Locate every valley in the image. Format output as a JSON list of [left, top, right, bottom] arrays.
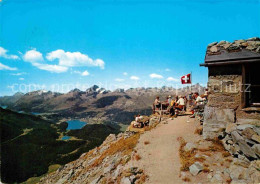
[[0, 84, 204, 183]]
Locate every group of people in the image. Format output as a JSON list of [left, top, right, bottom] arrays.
[[153, 95, 186, 116], [132, 114, 150, 128], [131, 90, 209, 129], [153, 90, 208, 117]]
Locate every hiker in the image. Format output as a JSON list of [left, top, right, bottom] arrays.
[[190, 92, 205, 118]]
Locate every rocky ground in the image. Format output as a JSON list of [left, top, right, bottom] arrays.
[[39, 114, 260, 184]]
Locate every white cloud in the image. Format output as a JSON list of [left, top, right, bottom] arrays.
[[167, 77, 178, 82], [73, 70, 90, 76], [19, 78, 25, 81], [130, 76, 139, 80], [0, 62, 17, 70], [11, 72, 27, 76], [115, 78, 125, 82], [165, 68, 171, 72], [0, 47, 19, 60], [46, 49, 105, 69], [32, 63, 68, 73], [81, 70, 89, 76], [149, 73, 163, 79], [123, 72, 128, 76], [23, 49, 43, 63]]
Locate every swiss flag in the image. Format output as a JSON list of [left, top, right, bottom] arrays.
[[181, 73, 191, 84]]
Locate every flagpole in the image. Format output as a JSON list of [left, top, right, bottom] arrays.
[[190, 71, 192, 92]]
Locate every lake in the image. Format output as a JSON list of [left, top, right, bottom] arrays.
[[66, 120, 87, 130], [31, 112, 41, 115], [0, 105, 7, 109], [61, 136, 71, 140]]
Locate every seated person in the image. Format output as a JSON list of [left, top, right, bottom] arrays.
[[202, 88, 209, 100], [190, 92, 205, 118], [131, 120, 140, 128], [168, 96, 177, 116], [135, 114, 144, 128], [168, 95, 172, 104], [175, 96, 185, 111]]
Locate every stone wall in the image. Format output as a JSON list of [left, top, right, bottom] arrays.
[[203, 106, 235, 139], [203, 64, 260, 137], [207, 75, 242, 110], [203, 73, 242, 139]]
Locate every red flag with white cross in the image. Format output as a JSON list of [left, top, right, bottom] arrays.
[[181, 73, 191, 84]]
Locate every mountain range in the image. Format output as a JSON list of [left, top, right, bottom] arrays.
[[0, 84, 205, 124]]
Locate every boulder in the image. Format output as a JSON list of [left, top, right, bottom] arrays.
[[149, 117, 158, 127], [223, 43, 232, 49], [252, 144, 260, 157], [121, 177, 131, 184], [242, 128, 256, 139], [227, 44, 240, 51], [229, 163, 247, 181], [231, 131, 243, 143], [217, 40, 227, 46], [184, 143, 196, 152], [241, 42, 249, 47], [238, 140, 257, 159], [235, 157, 250, 168], [207, 173, 213, 179], [237, 124, 254, 131], [245, 161, 260, 183], [189, 162, 203, 176], [252, 134, 260, 143], [208, 42, 218, 47], [210, 46, 218, 53], [235, 39, 245, 45], [210, 172, 223, 183], [256, 46, 260, 53], [253, 127, 260, 135]]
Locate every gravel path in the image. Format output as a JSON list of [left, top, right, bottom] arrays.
[[132, 116, 200, 184]]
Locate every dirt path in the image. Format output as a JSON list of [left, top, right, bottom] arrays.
[[132, 116, 200, 184]]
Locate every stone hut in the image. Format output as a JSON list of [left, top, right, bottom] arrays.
[[200, 37, 260, 139]]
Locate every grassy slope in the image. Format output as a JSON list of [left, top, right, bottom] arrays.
[[0, 108, 121, 183]]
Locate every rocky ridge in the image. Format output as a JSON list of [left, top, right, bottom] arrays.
[[38, 115, 161, 184]]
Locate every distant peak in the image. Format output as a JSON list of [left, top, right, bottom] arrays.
[[13, 92, 24, 96], [69, 88, 81, 93], [86, 85, 99, 92]]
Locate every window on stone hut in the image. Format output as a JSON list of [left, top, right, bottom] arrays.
[[244, 62, 260, 107]]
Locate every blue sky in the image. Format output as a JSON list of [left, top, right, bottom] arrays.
[[0, 0, 259, 95]]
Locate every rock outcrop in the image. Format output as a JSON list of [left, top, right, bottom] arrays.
[[220, 119, 260, 183], [39, 132, 147, 184]]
